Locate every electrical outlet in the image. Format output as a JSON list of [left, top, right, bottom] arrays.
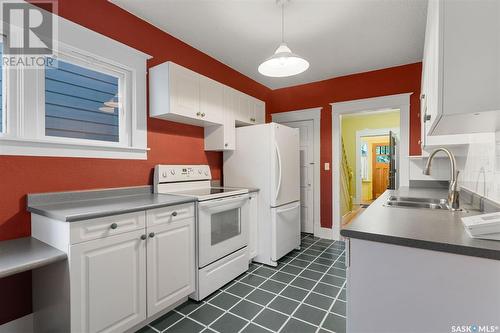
[[324, 163, 330, 171]]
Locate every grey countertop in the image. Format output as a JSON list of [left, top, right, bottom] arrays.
[[341, 187, 500, 260], [27, 186, 196, 222], [0, 237, 67, 278]]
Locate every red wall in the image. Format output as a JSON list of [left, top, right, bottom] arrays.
[[0, 0, 271, 325], [0, 1, 422, 325], [267, 63, 423, 229]]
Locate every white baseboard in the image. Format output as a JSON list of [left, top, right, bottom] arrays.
[[0, 314, 33, 333], [315, 227, 334, 240]]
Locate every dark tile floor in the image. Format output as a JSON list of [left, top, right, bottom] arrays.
[[138, 234, 347, 333]]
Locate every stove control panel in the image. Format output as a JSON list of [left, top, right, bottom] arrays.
[[154, 165, 211, 183]]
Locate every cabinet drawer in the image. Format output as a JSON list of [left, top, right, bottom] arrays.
[[70, 211, 146, 244], [146, 203, 195, 227]]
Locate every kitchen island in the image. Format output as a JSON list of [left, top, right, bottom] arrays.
[[341, 187, 500, 333]]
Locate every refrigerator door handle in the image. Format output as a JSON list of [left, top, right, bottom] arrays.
[[276, 202, 300, 214], [275, 141, 282, 201]]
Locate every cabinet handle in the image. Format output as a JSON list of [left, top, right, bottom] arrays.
[[196, 112, 201, 117], [201, 113, 206, 117], [224, 143, 228, 147], [149, 232, 155, 238], [140, 234, 147, 240], [171, 211, 178, 217], [110, 223, 118, 230], [420, 93, 426, 100], [424, 114, 431, 122]]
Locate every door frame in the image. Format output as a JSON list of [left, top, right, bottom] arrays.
[[355, 127, 399, 204], [331, 93, 411, 240], [272, 108, 331, 239]]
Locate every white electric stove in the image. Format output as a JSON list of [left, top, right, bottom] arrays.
[[154, 165, 250, 300]]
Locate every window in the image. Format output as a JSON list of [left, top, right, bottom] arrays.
[[0, 2, 150, 159], [375, 145, 391, 164], [360, 143, 369, 180], [45, 58, 121, 143]]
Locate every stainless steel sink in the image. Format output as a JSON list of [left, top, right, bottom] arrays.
[[384, 196, 449, 210]]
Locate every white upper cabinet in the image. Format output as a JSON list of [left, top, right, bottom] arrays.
[[422, 0, 500, 136], [200, 76, 225, 124], [149, 61, 265, 150]]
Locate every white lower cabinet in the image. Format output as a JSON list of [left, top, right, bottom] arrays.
[[146, 218, 195, 316], [31, 202, 196, 333], [70, 229, 147, 333], [248, 192, 259, 260]]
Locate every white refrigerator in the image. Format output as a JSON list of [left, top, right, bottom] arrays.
[[223, 123, 300, 266]]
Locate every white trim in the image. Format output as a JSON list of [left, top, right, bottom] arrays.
[[0, 313, 33, 333], [0, 1, 151, 159], [272, 108, 322, 238], [355, 127, 399, 204], [331, 93, 412, 240]]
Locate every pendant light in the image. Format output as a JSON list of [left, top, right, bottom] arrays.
[[258, 0, 309, 77]]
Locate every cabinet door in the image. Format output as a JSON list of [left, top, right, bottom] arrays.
[[200, 77, 224, 124], [248, 193, 259, 260], [70, 230, 147, 333], [421, 0, 442, 136], [147, 217, 195, 317], [236, 93, 253, 126], [254, 100, 265, 124], [170, 63, 200, 119]]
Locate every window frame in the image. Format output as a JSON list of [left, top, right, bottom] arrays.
[[0, 2, 150, 159]]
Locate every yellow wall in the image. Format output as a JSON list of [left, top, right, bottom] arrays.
[[341, 111, 400, 200]]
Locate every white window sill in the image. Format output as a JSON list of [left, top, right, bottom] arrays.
[[0, 137, 149, 160]]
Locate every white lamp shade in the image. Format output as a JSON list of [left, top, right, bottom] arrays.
[[258, 43, 309, 77]]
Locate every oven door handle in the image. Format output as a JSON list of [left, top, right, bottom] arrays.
[[198, 194, 249, 209]]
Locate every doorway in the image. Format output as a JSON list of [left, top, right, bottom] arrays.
[[272, 108, 331, 239], [280, 119, 314, 234], [331, 93, 411, 240]]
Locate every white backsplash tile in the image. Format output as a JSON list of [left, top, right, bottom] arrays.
[[409, 132, 500, 203]]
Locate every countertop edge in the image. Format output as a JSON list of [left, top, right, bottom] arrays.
[[340, 229, 500, 261], [27, 197, 197, 222], [0, 237, 67, 279]]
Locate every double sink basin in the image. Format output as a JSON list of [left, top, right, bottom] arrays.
[[384, 196, 450, 210]]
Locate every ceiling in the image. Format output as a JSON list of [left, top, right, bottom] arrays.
[[110, 0, 428, 90]]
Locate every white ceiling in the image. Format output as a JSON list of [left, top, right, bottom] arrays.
[[110, 0, 428, 89]]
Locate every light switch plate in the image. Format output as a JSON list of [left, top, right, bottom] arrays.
[[324, 163, 330, 171]]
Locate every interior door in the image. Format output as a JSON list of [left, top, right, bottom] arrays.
[[271, 123, 300, 207], [372, 143, 390, 199], [388, 131, 397, 190], [278, 120, 314, 233]]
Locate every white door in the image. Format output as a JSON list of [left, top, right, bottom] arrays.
[[200, 77, 224, 124], [70, 230, 147, 333], [271, 201, 301, 261], [147, 217, 195, 317], [279, 120, 314, 233], [270, 123, 300, 207], [170, 63, 200, 119]]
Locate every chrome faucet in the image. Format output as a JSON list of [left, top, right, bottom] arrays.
[[423, 148, 460, 210]]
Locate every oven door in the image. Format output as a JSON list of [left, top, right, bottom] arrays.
[[198, 194, 249, 268]]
